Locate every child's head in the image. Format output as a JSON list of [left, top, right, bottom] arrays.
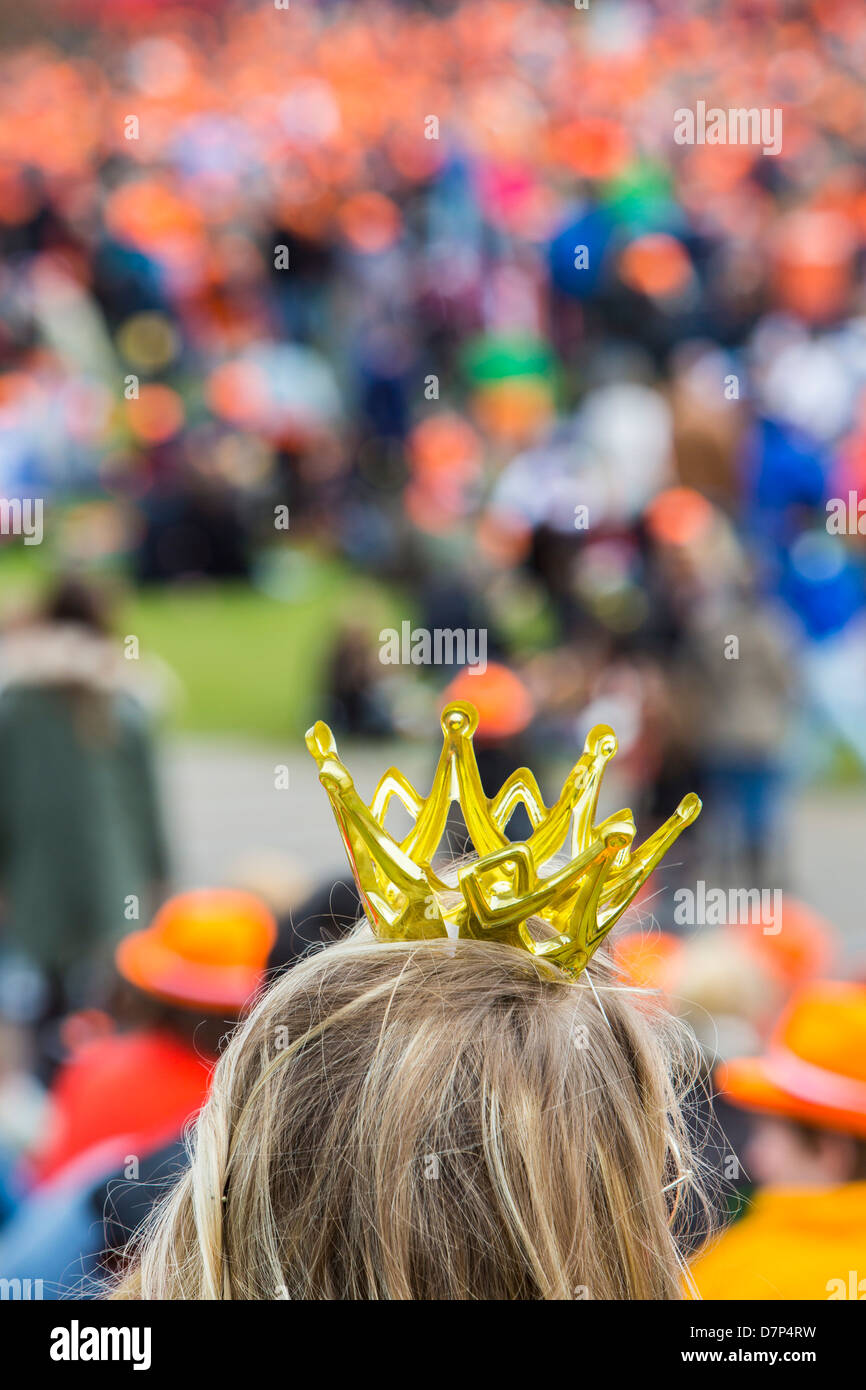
[[715, 979, 866, 1190], [112, 889, 277, 1049], [115, 928, 707, 1300], [746, 1114, 866, 1189]]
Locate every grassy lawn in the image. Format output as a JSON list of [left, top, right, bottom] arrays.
[[0, 541, 403, 739]]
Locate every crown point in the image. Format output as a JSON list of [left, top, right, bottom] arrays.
[[677, 792, 702, 824], [306, 720, 338, 762], [585, 724, 618, 760], [441, 700, 479, 738]]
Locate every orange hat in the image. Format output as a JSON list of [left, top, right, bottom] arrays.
[[116, 890, 277, 1015], [772, 209, 855, 323], [733, 897, 838, 989], [442, 662, 535, 741], [337, 192, 402, 254], [644, 486, 715, 548], [619, 234, 693, 300], [718, 981, 866, 1139], [613, 930, 683, 994]]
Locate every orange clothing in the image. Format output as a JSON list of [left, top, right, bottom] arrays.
[[691, 1182, 866, 1300], [30, 1029, 212, 1185]]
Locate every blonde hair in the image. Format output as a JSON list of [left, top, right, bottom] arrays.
[[112, 926, 709, 1300]]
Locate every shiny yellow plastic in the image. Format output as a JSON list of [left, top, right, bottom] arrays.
[[305, 700, 701, 977]]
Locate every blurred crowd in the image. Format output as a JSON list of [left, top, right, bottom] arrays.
[[0, 0, 864, 1299], [1, 1, 865, 780]]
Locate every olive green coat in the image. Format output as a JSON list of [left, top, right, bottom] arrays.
[[0, 671, 168, 972]]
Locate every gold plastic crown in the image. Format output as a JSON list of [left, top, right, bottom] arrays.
[[306, 701, 700, 978]]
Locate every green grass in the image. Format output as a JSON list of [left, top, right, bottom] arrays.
[[0, 541, 403, 739]]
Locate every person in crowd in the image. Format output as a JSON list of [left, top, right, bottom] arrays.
[[691, 980, 866, 1299], [324, 623, 395, 738], [616, 903, 841, 1241], [0, 577, 169, 1072], [645, 489, 796, 883], [110, 698, 710, 1299], [0, 889, 275, 1294], [111, 930, 709, 1300]]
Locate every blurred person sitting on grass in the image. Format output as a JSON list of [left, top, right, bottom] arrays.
[[0, 890, 275, 1295], [0, 577, 169, 1073], [691, 980, 866, 1299]]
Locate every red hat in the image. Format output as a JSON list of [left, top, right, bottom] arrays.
[[718, 981, 866, 1139], [116, 890, 277, 1014]]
